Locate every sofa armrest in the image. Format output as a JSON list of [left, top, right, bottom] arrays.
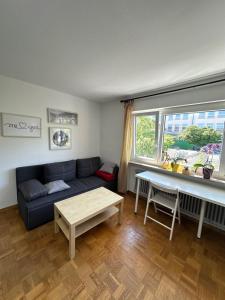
[[113, 165, 119, 177]]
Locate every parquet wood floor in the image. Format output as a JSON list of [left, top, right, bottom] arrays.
[[1, 194, 225, 299]]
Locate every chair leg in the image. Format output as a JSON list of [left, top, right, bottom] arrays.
[[144, 185, 152, 225], [177, 202, 181, 224], [169, 207, 177, 240], [144, 199, 150, 225]]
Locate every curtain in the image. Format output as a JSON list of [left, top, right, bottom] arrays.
[[118, 100, 134, 193]]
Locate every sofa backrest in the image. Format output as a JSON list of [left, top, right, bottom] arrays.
[[44, 160, 76, 183], [16, 157, 103, 189], [16, 164, 45, 187], [16, 159, 76, 189], [76, 156, 101, 178]]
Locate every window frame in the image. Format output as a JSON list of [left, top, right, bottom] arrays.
[[132, 111, 160, 164], [132, 102, 225, 179]]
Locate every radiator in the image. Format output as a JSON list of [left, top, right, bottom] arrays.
[[134, 170, 225, 231]]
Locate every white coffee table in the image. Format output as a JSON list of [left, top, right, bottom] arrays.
[[54, 187, 124, 259]]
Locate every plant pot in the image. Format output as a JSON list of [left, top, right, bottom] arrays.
[[203, 167, 213, 180], [182, 167, 191, 176], [172, 163, 180, 173], [162, 161, 169, 170]]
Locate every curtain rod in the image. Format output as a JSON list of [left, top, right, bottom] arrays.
[[120, 77, 225, 103]]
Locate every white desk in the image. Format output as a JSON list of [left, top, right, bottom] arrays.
[[135, 171, 225, 238]]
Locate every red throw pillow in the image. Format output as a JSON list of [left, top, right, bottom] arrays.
[[96, 170, 115, 182]]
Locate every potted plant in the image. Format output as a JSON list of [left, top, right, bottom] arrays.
[[193, 162, 214, 179], [161, 151, 171, 170], [171, 157, 187, 173], [193, 143, 219, 179]]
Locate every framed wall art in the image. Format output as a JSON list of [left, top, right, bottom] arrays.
[[49, 127, 72, 150], [1, 113, 41, 137], [47, 108, 78, 125]]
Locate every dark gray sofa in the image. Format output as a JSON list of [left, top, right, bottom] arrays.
[[16, 157, 118, 230]]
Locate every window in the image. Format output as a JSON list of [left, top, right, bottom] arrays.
[[218, 110, 225, 118], [198, 112, 205, 119], [216, 123, 224, 131], [133, 106, 225, 178], [182, 124, 188, 130], [208, 111, 215, 118], [163, 110, 224, 173], [207, 123, 214, 129], [134, 113, 159, 161], [182, 113, 189, 120]]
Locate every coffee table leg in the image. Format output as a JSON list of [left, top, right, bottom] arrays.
[[69, 225, 76, 259], [118, 199, 124, 225], [54, 206, 60, 234]]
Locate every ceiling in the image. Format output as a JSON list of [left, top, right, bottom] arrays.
[[0, 0, 225, 102]]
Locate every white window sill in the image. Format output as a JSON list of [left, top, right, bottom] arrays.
[[129, 160, 225, 189]]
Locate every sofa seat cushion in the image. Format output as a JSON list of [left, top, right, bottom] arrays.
[[79, 176, 107, 190], [44, 160, 76, 183], [76, 157, 101, 178], [66, 179, 88, 193], [25, 179, 87, 211]]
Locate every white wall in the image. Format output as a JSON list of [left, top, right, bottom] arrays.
[[100, 83, 225, 190], [0, 75, 101, 208], [100, 101, 124, 165]]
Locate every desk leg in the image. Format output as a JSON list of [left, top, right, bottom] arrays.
[[197, 200, 206, 239], [69, 225, 76, 259], [135, 178, 140, 214]]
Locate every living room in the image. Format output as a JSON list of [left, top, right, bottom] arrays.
[[1, 1, 225, 299]]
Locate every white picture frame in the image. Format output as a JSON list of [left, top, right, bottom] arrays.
[[1, 113, 41, 138], [47, 108, 78, 125], [49, 127, 72, 150]]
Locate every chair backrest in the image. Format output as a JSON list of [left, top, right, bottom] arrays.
[[150, 181, 179, 197]]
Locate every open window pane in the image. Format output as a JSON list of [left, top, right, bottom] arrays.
[[163, 110, 225, 172], [135, 114, 158, 160]]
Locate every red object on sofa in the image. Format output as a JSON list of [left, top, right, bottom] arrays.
[[96, 170, 115, 182]]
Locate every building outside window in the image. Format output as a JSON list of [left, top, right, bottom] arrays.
[[182, 113, 189, 120], [198, 112, 205, 119], [208, 111, 215, 118], [182, 124, 188, 130], [216, 123, 224, 131], [218, 110, 225, 118], [207, 123, 214, 129]]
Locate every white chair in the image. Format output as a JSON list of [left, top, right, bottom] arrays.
[[144, 181, 180, 240]]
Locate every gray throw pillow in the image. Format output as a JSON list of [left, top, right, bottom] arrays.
[[18, 179, 48, 202], [99, 161, 116, 174], [45, 180, 70, 195]]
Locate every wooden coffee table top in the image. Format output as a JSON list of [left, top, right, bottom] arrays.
[[54, 187, 123, 226]]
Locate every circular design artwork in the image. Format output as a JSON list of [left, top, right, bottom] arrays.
[[52, 130, 69, 147]]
